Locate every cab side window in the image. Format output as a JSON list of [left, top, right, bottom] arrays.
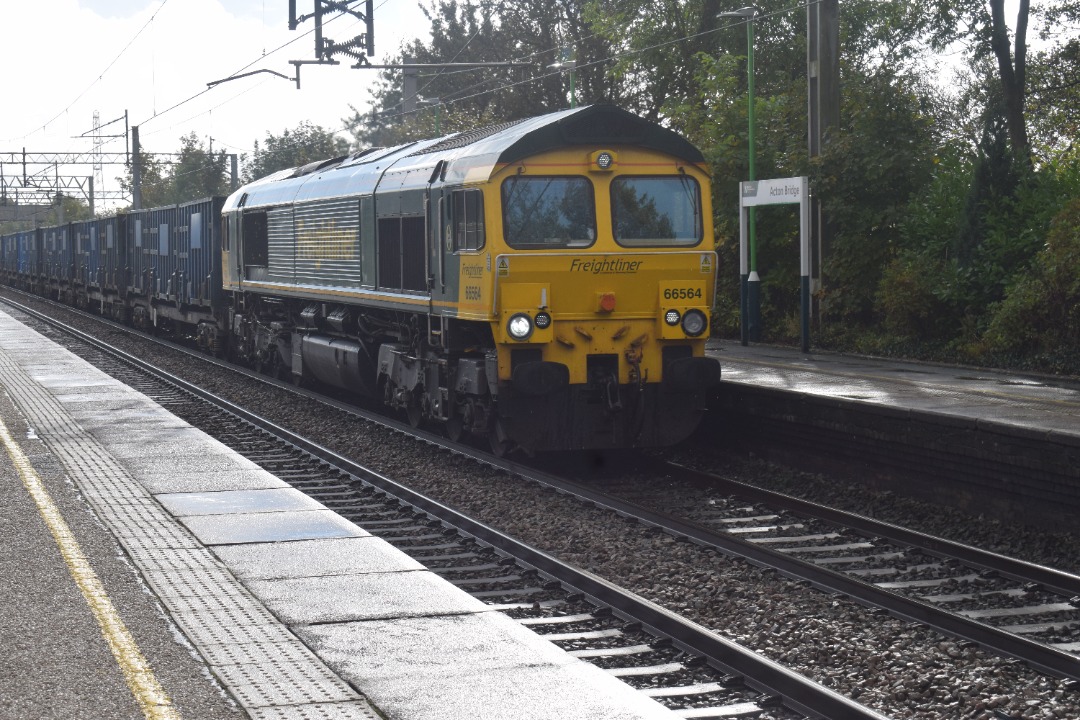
[[451, 189, 485, 252]]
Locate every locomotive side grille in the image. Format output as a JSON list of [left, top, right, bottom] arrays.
[[266, 207, 295, 284], [293, 199, 363, 288]]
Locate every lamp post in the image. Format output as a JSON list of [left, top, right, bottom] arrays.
[[548, 47, 577, 109], [719, 6, 760, 342]]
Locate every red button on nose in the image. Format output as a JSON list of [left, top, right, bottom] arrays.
[[599, 293, 616, 313]]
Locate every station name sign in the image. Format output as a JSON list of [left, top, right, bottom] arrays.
[[740, 177, 806, 207]]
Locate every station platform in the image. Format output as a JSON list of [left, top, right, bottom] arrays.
[[0, 308, 678, 720], [705, 340, 1080, 530], [710, 340, 1080, 437]]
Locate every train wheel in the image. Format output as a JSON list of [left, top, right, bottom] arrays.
[[406, 396, 423, 428], [445, 417, 463, 443], [488, 419, 509, 457]]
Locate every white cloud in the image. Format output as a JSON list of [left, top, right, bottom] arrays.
[[1, 0, 429, 200]]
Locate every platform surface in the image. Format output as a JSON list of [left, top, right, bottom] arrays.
[[710, 340, 1080, 437], [0, 307, 677, 720]]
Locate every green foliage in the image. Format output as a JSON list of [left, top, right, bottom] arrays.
[[243, 121, 350, 183], [814, 70, 942, 327], [117, 133, 230, 209], [344, 0, 619, 146], [117, 149, 170, 209], [878, 251, 963, 341], [981, 193, 1080, 372], [875, 142, 972, 343], [1026, 38, 1080, 159], [170, 133, 232, 203]]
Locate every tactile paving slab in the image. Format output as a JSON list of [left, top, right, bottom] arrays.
[[0, 312, 381, 719]]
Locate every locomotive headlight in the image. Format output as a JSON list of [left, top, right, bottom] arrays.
[[534, 311, 552, 329], [681, 309, 708, 337], [507, 313, 533, 340], [664, 309, 681, 326]]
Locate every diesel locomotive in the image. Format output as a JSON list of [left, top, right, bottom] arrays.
[[1, 104, 721, 454]]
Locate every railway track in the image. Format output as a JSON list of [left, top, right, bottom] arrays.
[[554, 458, 1080, 683], [1, 295, 891, 720]]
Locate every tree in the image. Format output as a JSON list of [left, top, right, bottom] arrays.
[[987, 0, 1032, 169], [924, 0, 1080, 168], [116, 133, 229, 208], [343, 0, 619, 146], [169, 133, 231, 202], [244, 121, 351, 183], [1026, 38, 1080, 158], [117, 148, 170, 209]]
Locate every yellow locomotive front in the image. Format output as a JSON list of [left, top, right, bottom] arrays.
[[219, 104, 718, 456], [479, 140, 720, 453]]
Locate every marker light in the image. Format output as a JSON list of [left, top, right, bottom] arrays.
[[681, 309, 708, 337], [534, 311, 552, 329], [664, 309, 681, 326], [590, 150, 617, 172], [507, 313, 533, 340]]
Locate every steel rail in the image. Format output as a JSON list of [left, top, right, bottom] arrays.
[[664, 459, 1080, 598], [507, 452, 1080, 682]]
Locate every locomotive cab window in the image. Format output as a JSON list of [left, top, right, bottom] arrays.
[[611, 176, 702, 247], [451, 189, 485, 252], [502, 176, 596, 248]]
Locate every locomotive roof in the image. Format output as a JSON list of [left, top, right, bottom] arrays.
[[224, 105, 706, 211]]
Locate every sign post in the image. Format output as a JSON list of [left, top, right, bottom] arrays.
[[739, 176, 811, 353]]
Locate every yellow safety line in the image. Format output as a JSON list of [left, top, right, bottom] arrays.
[[0, 417, 181, 720]]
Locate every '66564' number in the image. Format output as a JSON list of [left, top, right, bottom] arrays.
[[663, 287, 702, 300]]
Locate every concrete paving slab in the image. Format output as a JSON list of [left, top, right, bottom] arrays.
[[30, 372, 116, 389], [138, 468, 290, 494], [86, 425, 214, 453], [179, 509, 366, 545], [71, 411, 194, 432], [246, 570, 487, 624], [51, 389, 141, 406], [130, 452, 263, 477], [301, 618, 677, 720], [210, 537, 435, 581], [298, 611, 580, 676], [158, 488, 326, 516]]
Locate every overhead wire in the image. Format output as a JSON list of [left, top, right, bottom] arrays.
[[19, 0, 171, 141], [365, 5, 789, 126], [139, 0, 368, 128]]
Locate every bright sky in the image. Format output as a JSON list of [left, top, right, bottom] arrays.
[[1, 0, 429, 194]]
